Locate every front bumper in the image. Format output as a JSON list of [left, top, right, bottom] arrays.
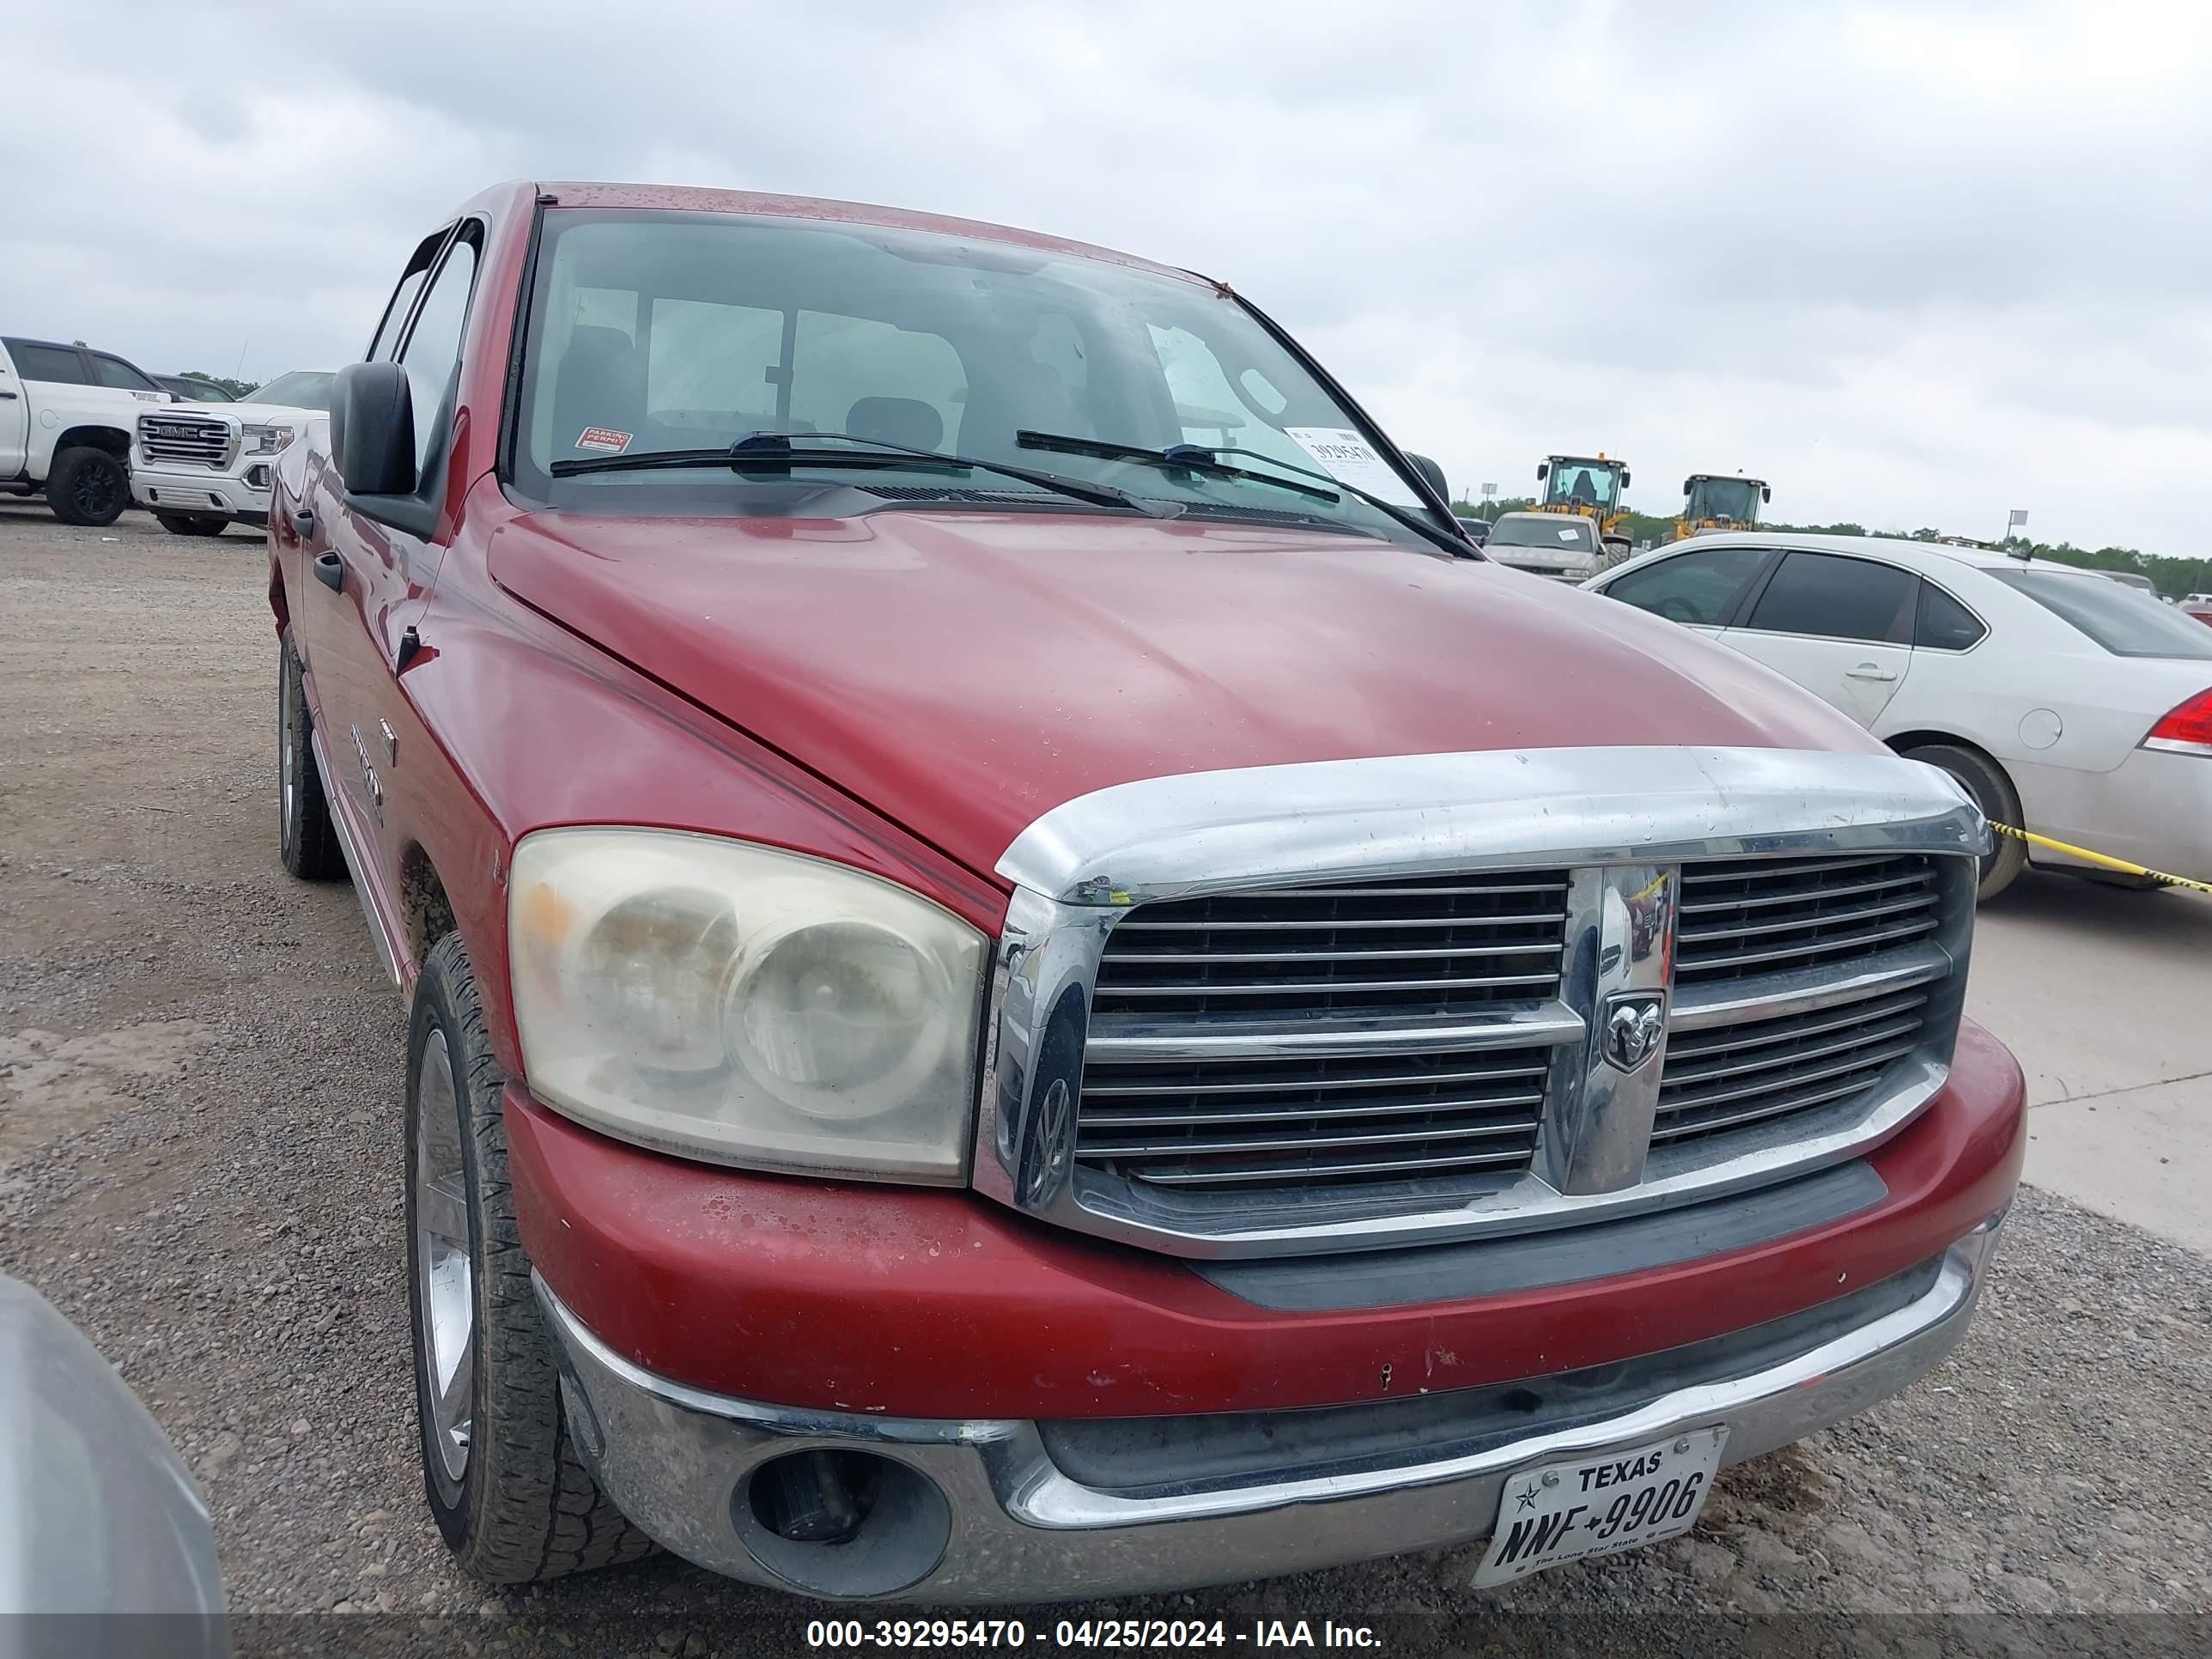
[[131, 461, 272, 522], [538, 1218, 2004, 1601]]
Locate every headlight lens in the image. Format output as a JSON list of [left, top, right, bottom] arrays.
[[509, 830, 988, 1182], [244, 423, 296, 454]]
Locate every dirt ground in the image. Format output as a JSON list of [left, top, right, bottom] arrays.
[[2, 505, 2206, 1656]]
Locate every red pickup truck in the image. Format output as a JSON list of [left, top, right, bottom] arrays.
[[270, 180, 2025, 1601]]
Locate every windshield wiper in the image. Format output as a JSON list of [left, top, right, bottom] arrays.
[[1015, 430, 1338, 504], [1015, 430, 1469, 558], [551, 430, 1151, 514]]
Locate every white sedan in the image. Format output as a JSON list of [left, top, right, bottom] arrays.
[[1585, 532, 2212, 897]]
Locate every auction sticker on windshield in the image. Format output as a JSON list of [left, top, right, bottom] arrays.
[[1472, 1426, 1727, 1587], [1284, 428, 1422, 506]]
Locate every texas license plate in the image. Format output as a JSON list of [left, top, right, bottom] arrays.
[[1472, 1425, 1728, 1587]]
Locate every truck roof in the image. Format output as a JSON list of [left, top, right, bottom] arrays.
[[527, 180, 1208, 287]]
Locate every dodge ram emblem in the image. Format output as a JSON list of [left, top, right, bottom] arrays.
[[1602, 994, 1666, 1073]]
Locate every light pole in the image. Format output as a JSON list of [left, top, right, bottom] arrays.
[[1480, 482, 1497, 520]]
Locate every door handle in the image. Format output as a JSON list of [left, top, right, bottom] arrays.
[[313, 552, 344, 592], [0, 389, 18, 400], [292, 507, 316, 538], [1844, 663, 1898, 682]]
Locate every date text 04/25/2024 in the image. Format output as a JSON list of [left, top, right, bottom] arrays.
[[804, 1619, 1382, 1649]]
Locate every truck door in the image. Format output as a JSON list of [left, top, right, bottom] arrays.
[[298, 224, 477, 872], [1719, 550, 1915, 728], [0, 344, 26, 478]]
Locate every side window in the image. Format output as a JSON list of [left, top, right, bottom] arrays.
[[1604, 546, 1772, 625], [367, 228, 452, 363], [1747, 552, 1916, 643], [90, 355, 159, 392], [395, 234, 480, 471], [1915, 581, 1987, 651], [9, 343, 90, 386]]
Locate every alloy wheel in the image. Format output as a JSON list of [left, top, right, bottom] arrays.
[[413, 1029, 475, 1485]]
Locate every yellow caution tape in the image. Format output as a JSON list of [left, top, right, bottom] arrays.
[[1989, 822, 2212, 897]]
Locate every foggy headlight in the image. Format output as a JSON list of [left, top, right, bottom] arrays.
[[509, 830, 988, 1182], [244, 424, 296, 454]]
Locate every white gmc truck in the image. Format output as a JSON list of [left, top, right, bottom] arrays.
[[132, 370, 333, 536], [0, 336, 169, 525]]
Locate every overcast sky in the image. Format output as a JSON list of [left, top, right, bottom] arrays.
[[10, 1, 2208, 556]]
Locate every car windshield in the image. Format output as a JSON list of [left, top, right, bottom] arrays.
[[1686, 478, 1760, 524], [167, 378, 234, 402], [1541, 462, 1620, 510], [1988, 568, 2212, 659], [248, 371, 334, 411], [509, 210, 1437, 540], [1490, 516, 1596, 552]]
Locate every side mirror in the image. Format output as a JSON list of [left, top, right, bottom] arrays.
[[1619, 469, 1632, 489], [1682, 478, 1693, 495], [1535, 462, 1550, 482], [1762, 486, 1773, 503], [1406, 453, 1449, 504], [329, 362, 416, 497]]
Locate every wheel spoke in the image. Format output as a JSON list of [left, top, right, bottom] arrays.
[[419, 1178, 469, 1246]]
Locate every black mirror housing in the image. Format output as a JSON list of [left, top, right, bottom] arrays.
[[1406, 453, 1449, 504], [1535, 462, 1550, 482], [1763, 486, 1773, 503], [330, 362, 417, 498], [1620, 469, 1632, 489]]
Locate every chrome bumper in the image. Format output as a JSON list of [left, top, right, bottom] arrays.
[[536, 1218, 2002, 1602]]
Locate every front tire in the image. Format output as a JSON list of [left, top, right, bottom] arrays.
[[156, 511, 228, 537], [1904, 742, 2028, 900], [277, 634, 344, 880], [47, 446, 128, 526], [406, 933, 654, 1583]]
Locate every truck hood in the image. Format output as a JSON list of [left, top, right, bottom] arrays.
[[487, 508, 1875, 881], [165, 399, 319, 427]]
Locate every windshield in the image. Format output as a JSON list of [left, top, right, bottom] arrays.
[[510, 210, 1434, 539], [165, 378, 234, 402], [1490, 516, 1596, 552], [248, 371, 334, 411], [1988, 568, 2212, 659], [1541, 461, 1620, 510], [1686, 478, 1760, 524]]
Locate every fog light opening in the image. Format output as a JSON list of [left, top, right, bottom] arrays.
[[751, 1449, 875, 1545], [733, 1449, 951, 1597]]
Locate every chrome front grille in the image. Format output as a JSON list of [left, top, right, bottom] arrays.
[[137, 413, 233, 468], [1090, 871, 1571, 1018], [1675, 853, 1942, 983], [1654, 985, 1929, 1144], [980, 745, 1985, 1259], [1077, 1045, 1551, 1190]]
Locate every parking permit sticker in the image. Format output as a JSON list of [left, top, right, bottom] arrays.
[[575, 427, 632, 454], [1283, 428, 1422, 507], [1559, 528, 1582, 541]]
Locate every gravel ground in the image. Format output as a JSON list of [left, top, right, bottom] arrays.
[[1, 506, 2206, 1656]]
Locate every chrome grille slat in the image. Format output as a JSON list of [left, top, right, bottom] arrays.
[[1680, 853, 1898, 884], [1127, 1145, 1538, 1186], [1097, 970, 1562, 1000], [1107, 941, 1566, 963], [1677, 916, 1940, 975], [1665, 990, 1929, 1061], [1678, 869, 1933, 915], [1657, 1038, 1919, 1113], [1678, 890, 1936, 945], [1082, 1090, 1547, 1129], [1109, 914, 1569, 933], [1661, 1014, 1923, 1086], [1083, 1058, 1552, 1096], [1084, 1116, 1544, 1159], [1649, 1075, 1883, 1143]]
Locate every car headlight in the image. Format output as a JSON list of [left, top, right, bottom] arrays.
[[244, 423, 296, 455], [508, 829, 988, 1182]]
